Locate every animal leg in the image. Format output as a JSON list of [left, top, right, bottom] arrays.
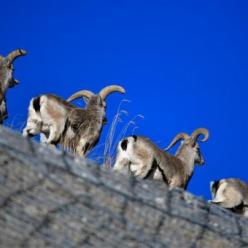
[[130, 157, 154, 179], [114, 156, 131, 175], [23, 119, 42, 137], [76, 138, 90, 157]]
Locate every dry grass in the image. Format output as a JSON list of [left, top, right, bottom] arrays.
[[102, 99, 144, 168]]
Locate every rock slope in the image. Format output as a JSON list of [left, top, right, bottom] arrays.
[[0, 126, 247, 248]]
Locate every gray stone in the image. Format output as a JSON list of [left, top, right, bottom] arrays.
[[0, 126, 247, 248]]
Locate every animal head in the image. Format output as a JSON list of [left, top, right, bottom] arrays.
[[67, 84, 126, 115], [165, 128, 209, 165], [0, 49, 27, 91]]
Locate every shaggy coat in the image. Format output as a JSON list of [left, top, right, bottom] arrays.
[[23, 85, 125, 157]]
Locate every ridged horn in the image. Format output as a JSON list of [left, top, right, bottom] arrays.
[[164, 133, 190, 151], [7, 49, 27, 63], [191, 128, 209, 143], [99, 85, 125, 100], [67, 90, 95, 102]]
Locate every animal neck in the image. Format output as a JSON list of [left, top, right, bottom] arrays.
[[0, 89, 4, 102], [0, 79, 10, 94], [0, 66, 10, 93], [176, 146, 195, 176], [0, 76, 5, 93]]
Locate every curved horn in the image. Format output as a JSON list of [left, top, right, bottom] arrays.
[[7, 49, 27, 63], [99, 85, 126, 100], [191, 128, 209, 143], [164, 133, 190, 151], [67, 90, 95, 102]]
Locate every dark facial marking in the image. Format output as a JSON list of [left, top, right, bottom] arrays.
[[211, 180, 220, 195], [33, 97, 41, 112], [197, 147, 202, 158], [121, 139, 128, 151], [132, 135, 137, 142]]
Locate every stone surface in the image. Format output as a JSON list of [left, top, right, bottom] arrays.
[[0, 126, 247, 248]]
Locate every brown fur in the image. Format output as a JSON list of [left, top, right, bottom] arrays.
[[24, 86, 125, 157], [114, 132, 207, 189]]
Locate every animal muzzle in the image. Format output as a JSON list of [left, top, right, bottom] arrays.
[[9, 78, 19, 88], [199, 155, 205, 165]]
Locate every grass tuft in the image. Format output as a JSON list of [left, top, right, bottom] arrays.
[[102, 99, 144, 168]]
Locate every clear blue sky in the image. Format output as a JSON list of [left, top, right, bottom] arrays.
[[2, 0, 248, 200]]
